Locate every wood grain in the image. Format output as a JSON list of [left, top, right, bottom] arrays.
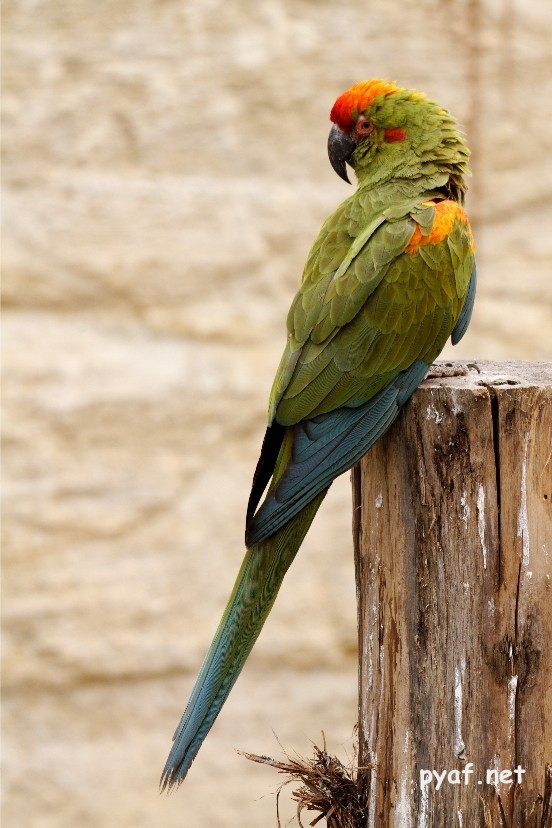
[[352, 361, 552, 827]]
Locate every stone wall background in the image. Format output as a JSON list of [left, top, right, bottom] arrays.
[[2, 1, 551, 826]]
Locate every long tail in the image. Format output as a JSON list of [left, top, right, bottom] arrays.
[[160, 489, 327, 790]]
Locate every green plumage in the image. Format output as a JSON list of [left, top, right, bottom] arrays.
[[270, 189, 473, 426], [162, 80, 476, 790]]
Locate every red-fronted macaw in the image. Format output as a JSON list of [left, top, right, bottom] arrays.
[[161, 79, 476, 789]]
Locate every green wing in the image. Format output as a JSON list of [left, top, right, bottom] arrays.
[[269, 199, 474, 427]]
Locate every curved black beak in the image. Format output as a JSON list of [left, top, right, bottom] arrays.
[[327, 123, 356, 184]]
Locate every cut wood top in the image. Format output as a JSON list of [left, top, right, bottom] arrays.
[[421, 360, 552, 390]]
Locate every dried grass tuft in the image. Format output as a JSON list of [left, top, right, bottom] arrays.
[[240, 734, 373, 828], [242, 743, 552, 828]]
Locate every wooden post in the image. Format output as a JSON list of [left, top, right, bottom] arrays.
[[352, 361, 552, 827]]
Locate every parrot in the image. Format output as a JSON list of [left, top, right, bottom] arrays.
[[161, 78, 476, 790]]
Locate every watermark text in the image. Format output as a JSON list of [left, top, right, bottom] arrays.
[[420, 764, 526, 791]]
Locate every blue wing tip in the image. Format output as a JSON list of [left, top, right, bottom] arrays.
[[451, 262, 477, 346]]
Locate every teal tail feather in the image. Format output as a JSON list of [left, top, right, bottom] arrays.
[[160, 490, 327, 790]]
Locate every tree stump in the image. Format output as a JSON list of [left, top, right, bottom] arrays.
[[352, 361, 552, 827]]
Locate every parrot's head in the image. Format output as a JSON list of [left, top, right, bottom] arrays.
[[328, 79, 470, 201]]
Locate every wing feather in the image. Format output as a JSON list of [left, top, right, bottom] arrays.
[[249, 198, 476, 542]]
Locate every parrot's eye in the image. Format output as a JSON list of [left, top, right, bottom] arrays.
[[353, 117, 376, 140]]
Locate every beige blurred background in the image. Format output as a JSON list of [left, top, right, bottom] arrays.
[[2, 1, 552, 826]]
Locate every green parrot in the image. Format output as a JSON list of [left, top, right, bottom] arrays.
[[161, 78, 476, 789]]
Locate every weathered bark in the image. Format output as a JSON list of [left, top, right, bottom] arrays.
[[353, 361, 552, 827]]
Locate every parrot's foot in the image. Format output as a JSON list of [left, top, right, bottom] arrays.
[[426, 361, 475, 379]]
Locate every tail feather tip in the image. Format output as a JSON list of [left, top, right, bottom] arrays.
[[160, 763, 186, 794]]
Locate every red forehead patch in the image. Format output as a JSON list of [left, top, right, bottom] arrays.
[[330, 79, 401, 131]]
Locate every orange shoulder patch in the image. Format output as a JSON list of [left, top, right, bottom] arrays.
[[406, 201, 474, 255]]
